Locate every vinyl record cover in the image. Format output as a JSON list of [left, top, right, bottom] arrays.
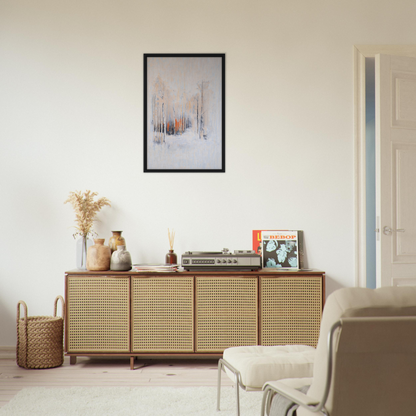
[[252, 230, 266, 257], [261, 230, 302, 269]]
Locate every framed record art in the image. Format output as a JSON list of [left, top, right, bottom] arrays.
[[144, 53, 225, 172]]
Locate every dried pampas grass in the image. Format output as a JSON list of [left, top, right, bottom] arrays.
[[64, 190, 111, 238]]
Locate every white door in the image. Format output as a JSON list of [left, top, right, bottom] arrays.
[[376, 54, 416, 287]]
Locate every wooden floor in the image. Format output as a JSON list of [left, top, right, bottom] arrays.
[[0, 354, 234, 408]]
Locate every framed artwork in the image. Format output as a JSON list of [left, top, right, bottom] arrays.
[[144, 53, 225, 172]]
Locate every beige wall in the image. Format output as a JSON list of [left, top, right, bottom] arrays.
[[1, 0, 416, 345]]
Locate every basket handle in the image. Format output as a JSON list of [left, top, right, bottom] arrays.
[[17, 300, 28, 323], [53, 295, 65, 320], [16, 300, 28, 368]]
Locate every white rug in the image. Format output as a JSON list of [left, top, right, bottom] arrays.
[[0, 386, 263, 416]]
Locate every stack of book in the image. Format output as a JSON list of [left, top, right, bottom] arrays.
[[132, 264, 178, 272]]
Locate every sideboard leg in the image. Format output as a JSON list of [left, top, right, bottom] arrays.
[[130, 356, 135, 370], [70, 356, 77, 365]]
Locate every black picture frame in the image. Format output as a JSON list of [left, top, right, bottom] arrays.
[[144, 53, 225, 172]]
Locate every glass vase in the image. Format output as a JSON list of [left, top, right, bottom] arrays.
[[76, 236, 93, 270]]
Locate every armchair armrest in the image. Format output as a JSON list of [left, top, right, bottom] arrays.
[[261, 320, 344, 416], [265, 380, 318, 406], [261, 379, 325, 416]]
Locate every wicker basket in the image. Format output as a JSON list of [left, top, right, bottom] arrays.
[[16, 295, 65, 369]]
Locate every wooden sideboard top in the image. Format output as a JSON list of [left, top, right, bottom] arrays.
[[65, 269, 325, 276]]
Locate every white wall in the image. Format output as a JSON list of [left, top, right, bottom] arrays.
[[1, 0, 416, 346]]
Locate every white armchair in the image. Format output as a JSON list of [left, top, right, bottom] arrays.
[[261, 286, 416, 416]]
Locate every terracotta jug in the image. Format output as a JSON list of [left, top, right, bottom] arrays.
[[86, 239, 111, 271]]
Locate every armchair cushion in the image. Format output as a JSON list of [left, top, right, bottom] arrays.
[[223, 345, 315, 389]]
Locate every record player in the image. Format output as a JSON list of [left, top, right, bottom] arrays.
[[181, 248, 261, 271]]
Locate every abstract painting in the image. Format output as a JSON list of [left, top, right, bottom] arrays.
[[144, 54, 225, 172]]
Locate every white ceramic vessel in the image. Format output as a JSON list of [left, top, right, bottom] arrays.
[[110, 245, 132, 271]]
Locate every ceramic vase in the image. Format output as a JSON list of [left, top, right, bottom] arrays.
[[109, 231, 126, 253], [76, 237, 93, 270], [165, 249, 177, 265], [86, 239, 111, 271], [110, 245, 132, 271]]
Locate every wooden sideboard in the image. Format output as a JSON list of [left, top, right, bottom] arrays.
[[65, 270, 325, 369]]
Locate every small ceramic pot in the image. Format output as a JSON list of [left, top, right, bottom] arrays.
[[165, 249, 177, 265], [109, 231, 126, 253], [110, 245, 132, 271], [86, 239, 111, 271]]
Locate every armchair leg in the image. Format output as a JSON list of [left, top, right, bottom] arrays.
[[217, 359, 222, 411], [217, 358, 242, 416], [235, 379, 240, 416], [261, 386, 273, 416]]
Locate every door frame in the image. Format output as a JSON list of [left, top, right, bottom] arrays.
[[353, 45, 416, 288]]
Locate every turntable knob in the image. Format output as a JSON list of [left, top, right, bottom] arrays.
[[222, 248, 229, 254]]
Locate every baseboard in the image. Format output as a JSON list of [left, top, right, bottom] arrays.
[[0, 346, 15, 359]]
